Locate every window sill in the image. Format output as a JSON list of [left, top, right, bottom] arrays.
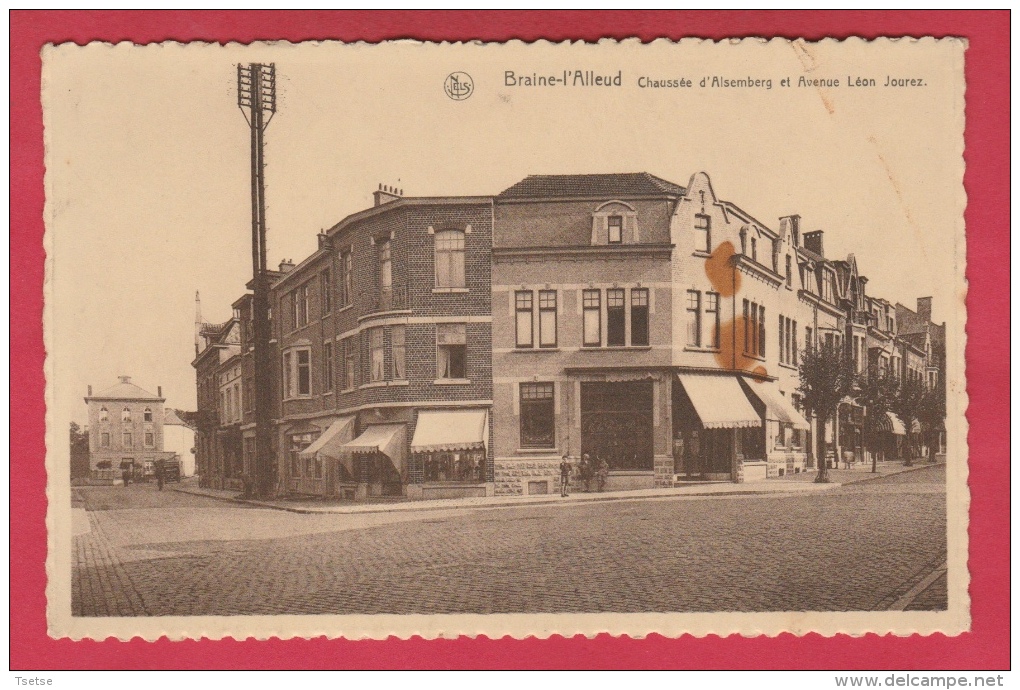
[[692, 250, 712, 258], [513, 347, 560, 352], [283, 395, 313, 402], [684, 346, 721, 353], [741, 352, 766, 362], [516, 447, 558, 455], [340, 387, 357, 394], [433, 378, 471, 385], [335, 304, 354, 314], [322, 391, 335, 397], [433, 287, 469, 294], [358, 309, 412, 323], [779, 362, 798, 371], [359, 379, 410, 390]]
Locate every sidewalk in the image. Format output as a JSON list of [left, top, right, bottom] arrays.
[[174, 474, 841, 516], [773, 459, 942, 486]]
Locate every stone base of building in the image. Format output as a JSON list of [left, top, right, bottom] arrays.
[[653, 455, 674, 488], [493, 455, 562, 496], [407, 483, 494, 500], [765, 451, 808, 478], [742, 461, 768, 482]]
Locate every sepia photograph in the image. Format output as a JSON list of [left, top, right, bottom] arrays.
[[42, 35, 970, 643]]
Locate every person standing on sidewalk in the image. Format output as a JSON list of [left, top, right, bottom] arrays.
[[156, 462, 164, 491], [597, 457, 609, 492], [559, 454, 572, 497]]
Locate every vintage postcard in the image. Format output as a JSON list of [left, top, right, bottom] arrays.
[[45, 37, 968, 641]]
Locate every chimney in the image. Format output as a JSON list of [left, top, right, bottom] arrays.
[[278, 259, 295, 273], [804, 230, 824, 257], [317, 231, 332, 251], [87, 385, 92, 397], [119, 375, 131, 384], [373, 183, 403, 207], [917, 297, 932, 322], [158, 386, 162, 398], [194, 290, 203, 356], [780, 215, 801, 248]]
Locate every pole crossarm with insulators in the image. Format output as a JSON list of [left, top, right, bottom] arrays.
[[237, 62, 277, 499]]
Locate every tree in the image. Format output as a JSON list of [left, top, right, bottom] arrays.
[[892, 376, 926, 467], [918, 382, 946, 462], [69, 421, 90, 480], [855, 365, 899, 472], [798, 340, 857, 483]]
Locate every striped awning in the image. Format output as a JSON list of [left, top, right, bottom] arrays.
[[342, 423, 406, 475], [676, 373, 761, 429], [887, 412, 907, 436], [411, 409, 487, 453]]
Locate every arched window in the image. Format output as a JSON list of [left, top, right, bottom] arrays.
[[121, 407, 131, 422], [434, 229, 465, 288], [99, 407, 109, 422], [143, 407, 153, 422]]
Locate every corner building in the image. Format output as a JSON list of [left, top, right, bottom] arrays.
[[491, 172, 819, 496], [271, 189, 493, 500]]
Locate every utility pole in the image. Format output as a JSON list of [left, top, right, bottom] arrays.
[[238, 63, 276, 498]]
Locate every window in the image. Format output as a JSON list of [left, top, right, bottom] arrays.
[[744, 300, 765, 357], [686, 290, 702, 347], [605, 289, 626, 346], [121, 407, 131, 422], [323, 341, 334, 391], [751, 237, 758, 262], [144, 431, 154, 448], [391, 325, 406, 379], [792, 320, 798, 364], [340, 249, 353, 307], [284, 348, 311, 397], [515, 291, 533, 348], [143, 407, 152, 422], [530, 290, 555, 348], [435, 229, 466, 288], [343, 337, 356, 390], [694, 214, 711, 253], [378, 239, 392, 307], [785, 255, 792, 287], [758, 306, 766, 357], [321, 269, 332, 314], [520, 383, 555, 448], [705, 292, 720, 349], [244, 376, 254, 412], [779, 316, 786, 363], [122, 432, 133, 449], [608, 215, 623, 244], [582, 289, 601, 347], [422, 450, 485, 483], [369, 327, 385, 382], [234, 383, 241, 421], [99, 407, 108, 422], [101, 432, 110, 448], [806, 326, 813, 350], [631, 288, 650, 346], [437, 323, 467, 379]]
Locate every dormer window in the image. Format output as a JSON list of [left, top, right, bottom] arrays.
[[785, 255, 792, 287], [751, 238, 758, 262], [694, 214, 711, 253], [607, 216, 623, 244]]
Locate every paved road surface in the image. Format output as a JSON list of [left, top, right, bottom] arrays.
[[72, 465, 947, 616]]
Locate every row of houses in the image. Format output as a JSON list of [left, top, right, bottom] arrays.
[[193, 172, 946, 500]]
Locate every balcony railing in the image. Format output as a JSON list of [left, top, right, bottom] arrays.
[[373, 283, 409, 313]]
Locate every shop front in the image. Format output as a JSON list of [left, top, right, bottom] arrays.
[[740, 379, 811, 478], [294, 416, 357, 498], [409, 408, 491, 500], [673, 373, 762, 482], [579, 380, 655, 490], [342, 423, 407, 498]]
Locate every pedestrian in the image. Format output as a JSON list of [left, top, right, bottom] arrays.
[[121, 467, 130, 487], [559, 454, 572, 497], [597, 457, 609, 492], [156, 463, 164, 491], [580, 453, 593, 492]]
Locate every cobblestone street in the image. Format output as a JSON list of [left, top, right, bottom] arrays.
[[72, 466, 947, 616]]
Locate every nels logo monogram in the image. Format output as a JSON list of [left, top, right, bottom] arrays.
[[444, 72, 474, 101]]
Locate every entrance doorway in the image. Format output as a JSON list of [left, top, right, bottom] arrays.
[[580, 381, 654, 471], [365, 453, 403, 496]]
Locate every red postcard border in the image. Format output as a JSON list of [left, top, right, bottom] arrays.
[[10, 10, 1009, 670]]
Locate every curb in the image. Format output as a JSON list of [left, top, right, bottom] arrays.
[[838, 460, 946, 486], [172, 481, 839, 516]]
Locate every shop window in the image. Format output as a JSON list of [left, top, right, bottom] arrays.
[[520, 382, 555, 448], [694, 214, 711, 253], [631, 288, 649, 346], [607, 215, 623, 244], [539, 290, 557, 348], [607, 289, 625, 346], [143, 407, 152, 422], [582, 289, 601, 347], [437, 323, 467, 379], [515, 291, 533, 348], [289, 432, 314, 478], [369, 327, 385, 382], [435, 229, 466, 288], [422, 450, 485, 483], [391, 326, 406, 379]]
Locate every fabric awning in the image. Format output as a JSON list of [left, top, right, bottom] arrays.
[[299, 417, 356, 475], [887, 412, 906, 436], [342, 423, 406, 475], [411, 409, 487, 453], [676, 373, 761, 429], [742, 380, 810, 431]]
